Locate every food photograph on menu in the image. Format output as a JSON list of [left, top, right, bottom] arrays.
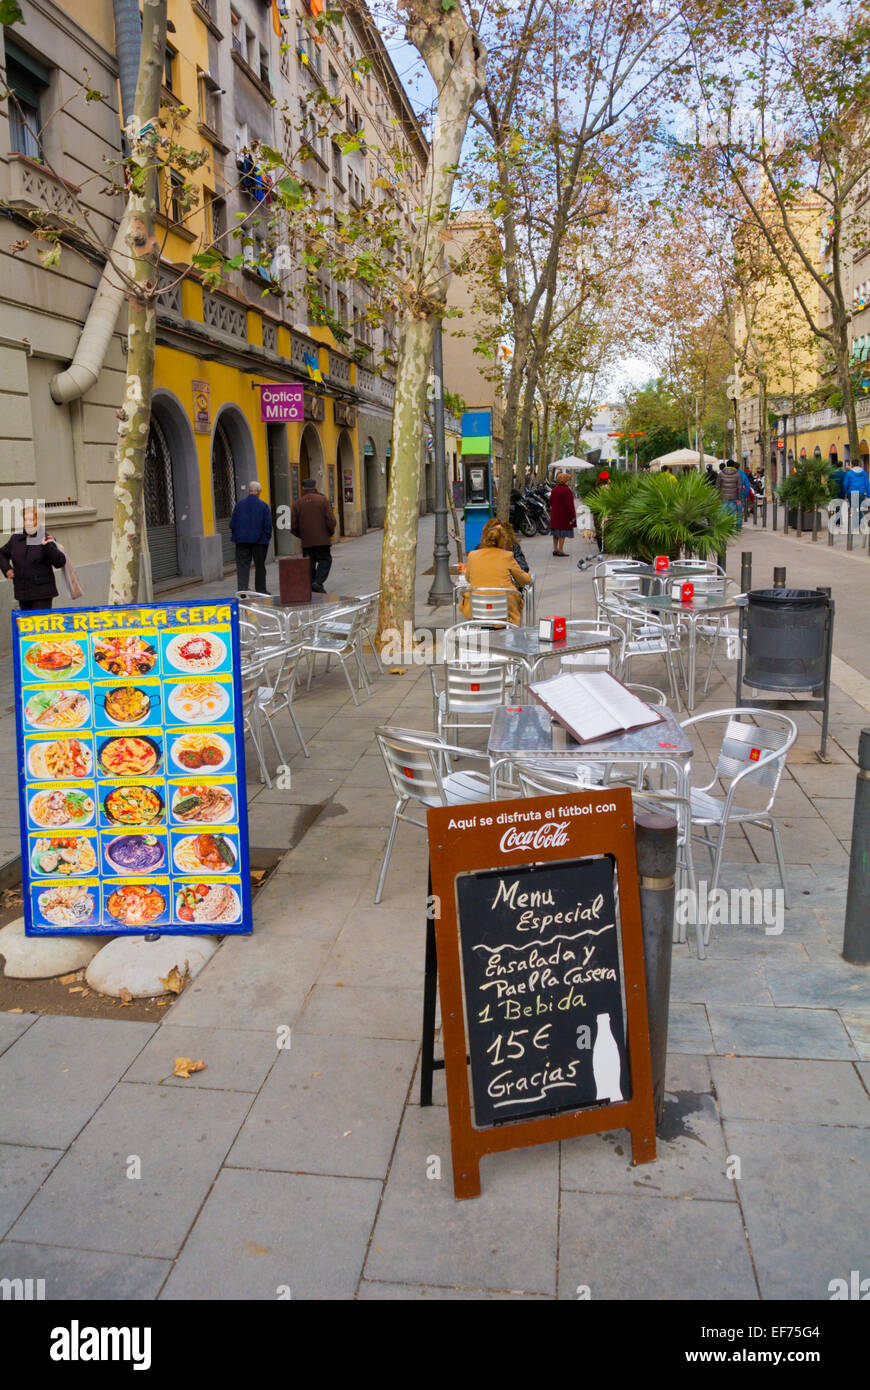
[[12, 601, 252, 937]]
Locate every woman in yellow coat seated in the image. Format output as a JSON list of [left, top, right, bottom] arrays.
[[459, 520, 532, 625]]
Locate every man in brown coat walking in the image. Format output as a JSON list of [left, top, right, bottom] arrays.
[[290, 477, 337, 592]]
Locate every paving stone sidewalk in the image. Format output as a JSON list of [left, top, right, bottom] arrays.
[[0, 521, 868, 1300]]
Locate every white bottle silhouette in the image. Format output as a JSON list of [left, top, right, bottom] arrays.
[[592, 1011, 623, 1102]]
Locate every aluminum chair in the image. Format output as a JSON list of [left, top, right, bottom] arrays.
[[593, 570, 644, 622], [430, 660, 507, 739], [303, 603, 370, 705], [680, 708, 797, 923], [315, 589, 383, 679], [602, 595, 683, 709], [373, 726, 496, 903], [254, 640, 309, 763]]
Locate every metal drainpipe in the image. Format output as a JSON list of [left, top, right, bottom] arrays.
[[49, 0, 142, 404]]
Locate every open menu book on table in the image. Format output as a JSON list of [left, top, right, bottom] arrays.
[[529, 670, 664, 744]]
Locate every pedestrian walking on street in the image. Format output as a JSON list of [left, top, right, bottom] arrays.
[[549, 471, 577, 556], [842, 461, 870, 505], [230, 479, 272, 594], [290, 477, 336, 592], [716, 459, 743, 530], [0, 505, 68, 610]]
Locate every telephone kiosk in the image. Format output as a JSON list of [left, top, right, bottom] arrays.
[[462, 457, 493, 551]]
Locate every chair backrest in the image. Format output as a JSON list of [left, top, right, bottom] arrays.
[[268, 641, 307, 698], [375, 727, 449, 807], [560, 620, 626, 676], [624, 681, 667, 707], [240, 657, 268, 715], [515, 762, 597, 796], [714, 715, 794, 799], [443, 660, 506, 713], [442, 621, 504, 667], [469, 588, 512, 622]]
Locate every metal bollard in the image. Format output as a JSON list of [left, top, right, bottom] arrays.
[[635, 810, 678, 1127], [843, 729, 870, 966], [773, 566, 786, 587], [762, 497, 768, 529], [847, 497, 855, 551], [828, 500, 835, 546], [741, 551, 752, 592], [812, 506, 819, 542], [772, 497, 778, 531]]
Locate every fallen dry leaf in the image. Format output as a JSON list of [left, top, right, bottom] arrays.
[[172, 1057, 206, 1078], [389, 668, 405, 675], [118, 987, 133, 1005], [160, 963, 191, 995], [68, 986, 86, 994], [9, 1007, 23, 1013], [59, 973, 78, 986], [156, 1000, 168, 1007]]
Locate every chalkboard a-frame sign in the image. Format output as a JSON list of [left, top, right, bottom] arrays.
[[427, 786, 656, 1200]]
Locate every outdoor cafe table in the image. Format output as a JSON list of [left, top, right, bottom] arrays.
[[486, 702, 693, 800], [624, 591, 743, 713], [482, 624, 622, 688]]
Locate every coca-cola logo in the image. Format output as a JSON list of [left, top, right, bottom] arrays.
[[500, 821, 570, 854]]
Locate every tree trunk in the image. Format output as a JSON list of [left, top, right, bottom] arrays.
[[107, 0, 167, 604], [537, 393, 551, 483], [759, 369, 770, 494], [376, 1, 485, 644], [496, 317, 530, 518]]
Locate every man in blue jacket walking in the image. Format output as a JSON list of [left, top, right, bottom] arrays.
[[230, 480, 272, 594]]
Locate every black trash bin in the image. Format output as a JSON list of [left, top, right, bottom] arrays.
[[744, 588, 829, 691]]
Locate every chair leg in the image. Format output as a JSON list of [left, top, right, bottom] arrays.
[[246, 714, 272, 789], [288, 703, 309, 758], [340, 653, 360, 706], [306, 653, 316, 692], [769, 819, 790, 909], [367, 627, 384, 675], [261, 706, 287, 769], [374, 802, 404, 904]]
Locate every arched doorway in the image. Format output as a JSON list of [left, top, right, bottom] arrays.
[[211, 408, 255, 567], [144, 392, 203, 584], [299, 423, 324, 491], [336, 428, 355, 537], [860, 438, 869, 468], [144, 413, 179, 582]]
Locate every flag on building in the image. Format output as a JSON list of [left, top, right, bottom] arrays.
[[303, 351, 323, 383]]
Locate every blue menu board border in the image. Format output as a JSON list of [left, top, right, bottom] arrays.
[[13, 599, 253, 937]]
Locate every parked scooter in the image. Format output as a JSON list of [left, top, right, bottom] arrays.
[[523, 486, 551, 534], [509, 489, 538, 538]]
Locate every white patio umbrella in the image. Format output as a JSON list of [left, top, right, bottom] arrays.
[[549, 454, 595, 471], [648, 448, 719, 470]]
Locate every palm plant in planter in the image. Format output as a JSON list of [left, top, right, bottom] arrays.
[[777, 457, 834, 531], [588, 470, 738, 560]]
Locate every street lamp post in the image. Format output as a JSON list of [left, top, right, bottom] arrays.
[[428, 321, 453, 606]]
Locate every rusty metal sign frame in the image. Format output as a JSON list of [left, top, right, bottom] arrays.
[[427, 786, 656, 1200]]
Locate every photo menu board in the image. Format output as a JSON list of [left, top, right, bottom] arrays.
[[12, 600, 252, 937]]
